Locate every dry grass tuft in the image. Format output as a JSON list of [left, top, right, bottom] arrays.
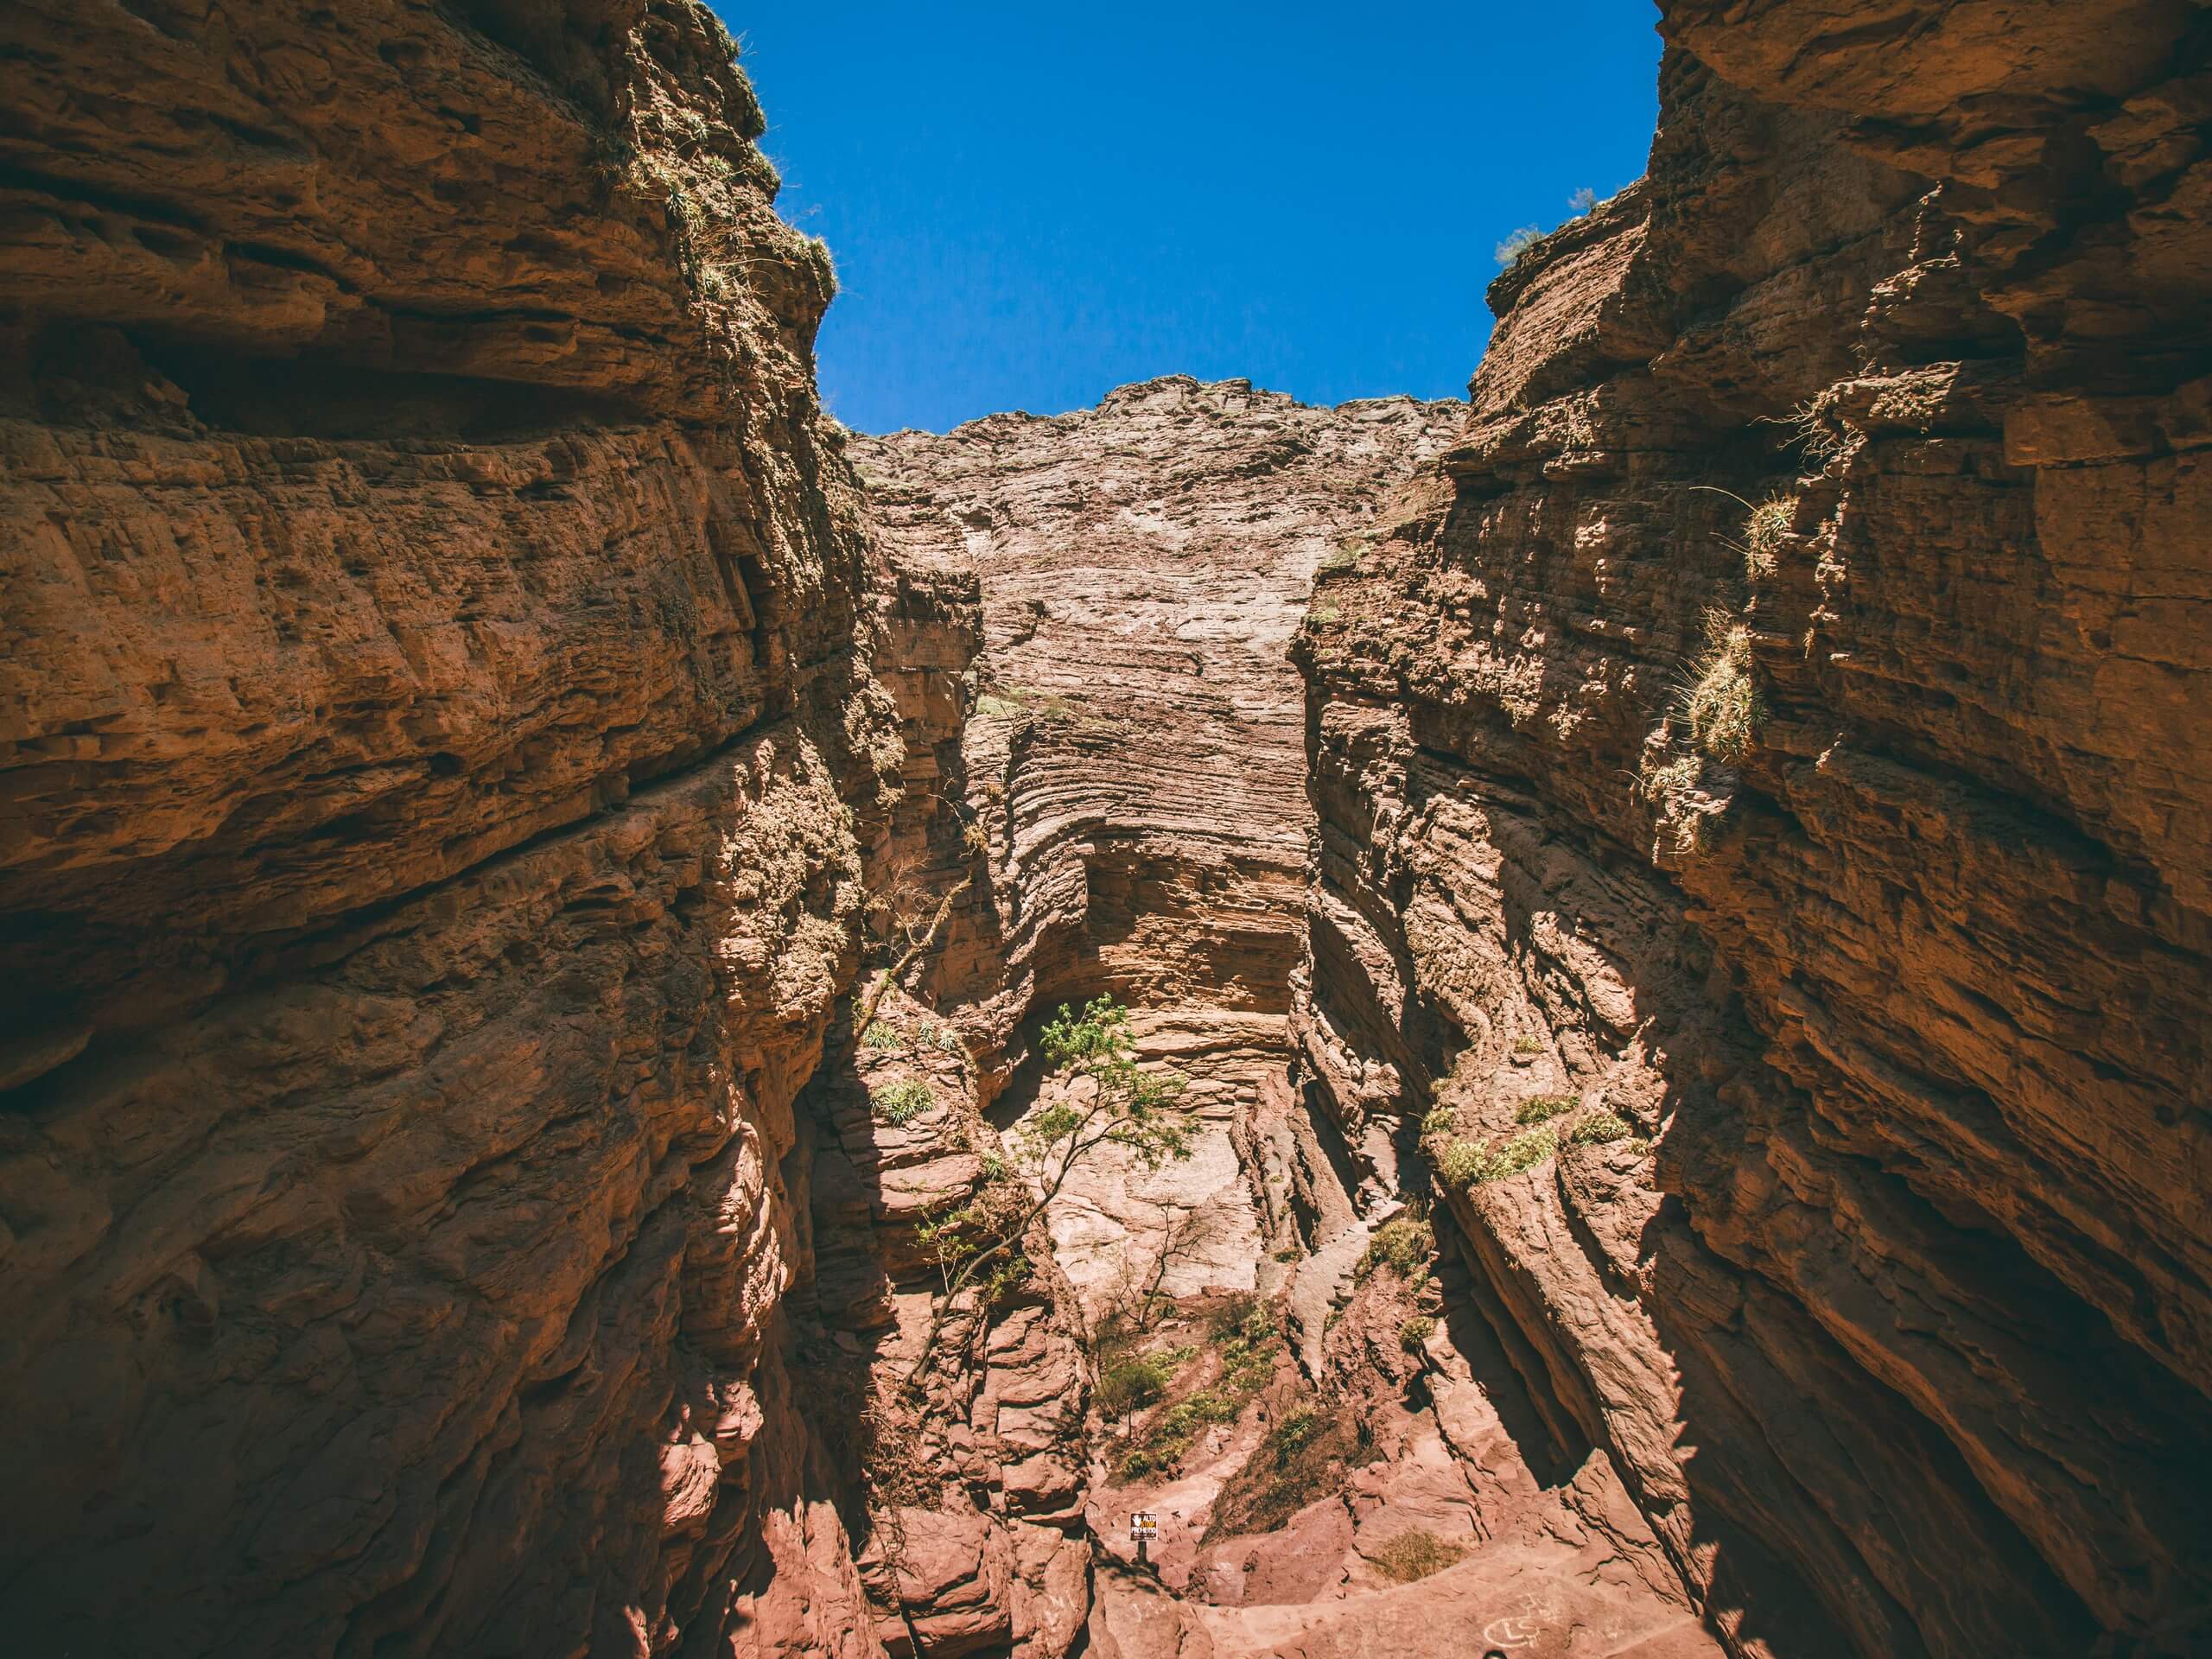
[[1370, 1527, 1465, 1583], [1515, 1094, 1576, 1126], [1357, 1212, 1434, 1281], [1437, 1126, 1560, 1189], [1569, 1110, 1632, 1145]]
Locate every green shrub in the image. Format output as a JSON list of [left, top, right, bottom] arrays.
[[1204, 1400, 1357, 1538], [1494, 224, 1541, 265], [1371, 1527, 1464, 1583], [1742, 494, 1796, 580], [870, 1078, 934, 1125], [1440, 1127, 1560, 1189], [1217, 1305, 1279, 1392], [1420, 1105, 1455, 1139], [1515, 1094, 1575, 1126], [1398, 1314, 1436, 1352], [1161, 1390, 1240, 1436], [1118, 1383, 1242, 1477], [912, 1174, 1027, 1274], [981, 1252, 1032, 1307], [1268, 1408, 1320, 1462], [1512, 1034, 1541, 1057], [1096, 1353, 1177, 1419], [1357, 1214, 1434, 1281], [1225, 1300, 1275, 1345], [1478, 1126, 1558, 1183], [860, 1021, 905, 1052], [1570, 1110, 1632, 1145], [1436, 1139, 1486, 1188]]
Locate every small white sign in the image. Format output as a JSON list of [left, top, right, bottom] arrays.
[[1128, 1511, 1158, 1541]]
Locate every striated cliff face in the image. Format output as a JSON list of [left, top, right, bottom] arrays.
[[3, 3, 2207, 1656], [853, 382, 1460, 1300], [856, 380, 1461, 1041], [817, 385, 1478, 1653], [0, 3, 894, 1652], [1295, 5, 2212, 1656]]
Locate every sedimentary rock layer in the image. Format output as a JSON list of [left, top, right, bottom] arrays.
[[829, 383, 1464, 1649], [5, 2, 2207, 1655], [0, 3, 893, 1651], [1294, 7, 2212, 1656], [855, 378, 1459, 1049], [854, 379, 1460, 1345]]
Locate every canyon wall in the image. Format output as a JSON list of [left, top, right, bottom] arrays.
[[843, 383, 1729, 1659], [854, 381, 1459, 1296], [0, 3, 899, 1652], [1294, 5, 2212, 1656], [3, 2, 2207, 1656]]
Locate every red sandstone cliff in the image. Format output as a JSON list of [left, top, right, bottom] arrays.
[[1294, 5, 2212, 1655], [0, 3, 894, 1651], [3, 3, 2207, 1656], [855, 378, 1461, 1062]]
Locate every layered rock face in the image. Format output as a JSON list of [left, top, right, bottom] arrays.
[[1295, 6, 2212, 1656], [857, 378, 1460, 1025], [5, 2, 2208, 1656], [817, 385, 1470, 1652], [854, 382, 1459, 1292], [0, 3, 899, 1652]]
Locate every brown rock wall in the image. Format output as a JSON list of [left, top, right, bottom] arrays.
[[1294, 11, 2211, 1656], [855, 378, 1461, 1069], [0, 3, 897, 1652], [6, 3, 2207, 1656]]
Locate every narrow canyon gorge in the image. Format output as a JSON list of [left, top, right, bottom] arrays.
[[1, 3, 2206, 1657]]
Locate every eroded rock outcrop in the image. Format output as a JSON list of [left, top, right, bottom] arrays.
[[817, 383, 1471, 1649], [855, 380, 1459, 1286], [0, 3, 894, 1651], [1294, 7, 2212, 1656], [849, 381, 1736, 1657], [5, 3, 2206, 1656]]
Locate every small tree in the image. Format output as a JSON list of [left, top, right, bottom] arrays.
[[849, 804, 982, 1050], [1023, 995, 1194, 1192], [908, 994, 1193, 1378]]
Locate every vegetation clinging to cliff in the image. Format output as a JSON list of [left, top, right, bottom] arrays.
[[871, 1078, 935, 1124], [909, 995, 1193, 1381], [1683, 611, 1760, 764]]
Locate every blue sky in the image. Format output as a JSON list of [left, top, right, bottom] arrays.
[[720, 3, 1662, 433]]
